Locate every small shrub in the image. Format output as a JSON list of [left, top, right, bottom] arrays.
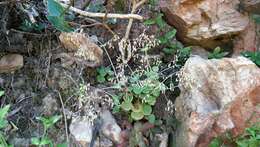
[[208, 47, 228, 59], [31, 115, 66, 146], [0, 91, 12, 147], [209, 124, 260, 147], [96, 66, 114, 83], [111, 65, 166, 123], [241, 51, 260, 67]]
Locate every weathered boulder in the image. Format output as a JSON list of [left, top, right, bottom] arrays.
[[240, 0, 260, 14], [0, 54, 23, 73], [160, 0, 249, 49], [59, 32, 103, 67], [175, 56, 260, 147], [100, 110, 122, 144]]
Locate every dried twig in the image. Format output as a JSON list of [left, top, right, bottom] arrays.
[[124, 0, 147, 39], [56, 91, 70, 145], [119, 0, 147, 64], [59, 2, 144, 20]]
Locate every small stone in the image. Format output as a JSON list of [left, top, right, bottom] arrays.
[[59, 32, 103, 67], [100, 110, 122, 144], [190, 46, 209, 59], [69, 116, 93, 145], [42, 94, 58, 116], [0, 54, 23, 73]]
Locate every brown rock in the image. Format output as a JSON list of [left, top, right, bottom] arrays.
[[240, 0, 260, 14], [160, 0, 249, 49], [100, 110, 122, 143], [0, 54, 23, 73], [175, 56, 260, 147], [233, 20, 258, 55], [59, 32, 103, 67]]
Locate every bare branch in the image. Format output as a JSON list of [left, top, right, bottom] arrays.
[[59, 2, 144, 20]]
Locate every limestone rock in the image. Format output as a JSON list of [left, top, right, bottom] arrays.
[[240, 0, 260, 14], [69, 116, 93, 146], [0, 54, 23, 73], [59, 32, 103, 67], [175, 56, 260, 147], [160, 0, 249, 49], [100, 110, 122, 144]]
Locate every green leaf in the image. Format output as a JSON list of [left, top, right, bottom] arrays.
[[130, 74, 140, 83], [131, 111, 144, 121], [97, 75, 106, 83], [146, 95, 156, 105], [252, 14, 260, 24], [47, 16, 73, 32], [0, 105, 10, 120], [97, 67, 107, 76], [39, 137, 52, 145], [131, 103, 143, 112], [152, 66, 159, 72], [142, 85, 152, 94], [163, 48, 174, 55], [47, 0, 64, 16], [147, 114, 156, 124], [155, 14, 166, 29], [132, 85, 143, 95], [165, 29, 177, 40], [31, 138, 41, 145], [37, 115, 62, 129], [112, 95, 120, 105], [209, 138, 222, 147], [214, 47, 221, 54], [151, 88, 160, 97], [144, 19, 156, 25], [57, 143, 68, 147], [0, 119, 8, 129], [121, 101, 133, 111], [158, 36, 168, 44], [143, 104, 152, 115], [0, 91, 4, 97], [112, 105, 120, 113]]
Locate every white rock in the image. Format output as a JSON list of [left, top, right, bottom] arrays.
[[69, 116, 93, 144]]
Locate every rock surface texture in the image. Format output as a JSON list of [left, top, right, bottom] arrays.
[[160, 0, 250, 49], [175, 56, 260, 147], [0, 54, 23, 73], [240, 0, 260, 14], [59, 32, 103, 67]]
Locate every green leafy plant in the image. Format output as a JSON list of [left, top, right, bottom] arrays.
[[252, 14, 260, 24], [144, 13, 166, 30], [144, 13, 191, 65], [208, 47, 228, 59], [209, 124, 260, 147], [236, 125, 260, 147], [112, 66, 165, 123], [96, 66, 114, 83], [0, 91, 12, 147], [241, 51, 260, 67], [47, 0, 73, 32], [209, 137, 222, 147], [31, 115, 63, 146], [19, 19, 45, 32]]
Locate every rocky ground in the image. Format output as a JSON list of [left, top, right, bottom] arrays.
[[0, 0, 259, 147]]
